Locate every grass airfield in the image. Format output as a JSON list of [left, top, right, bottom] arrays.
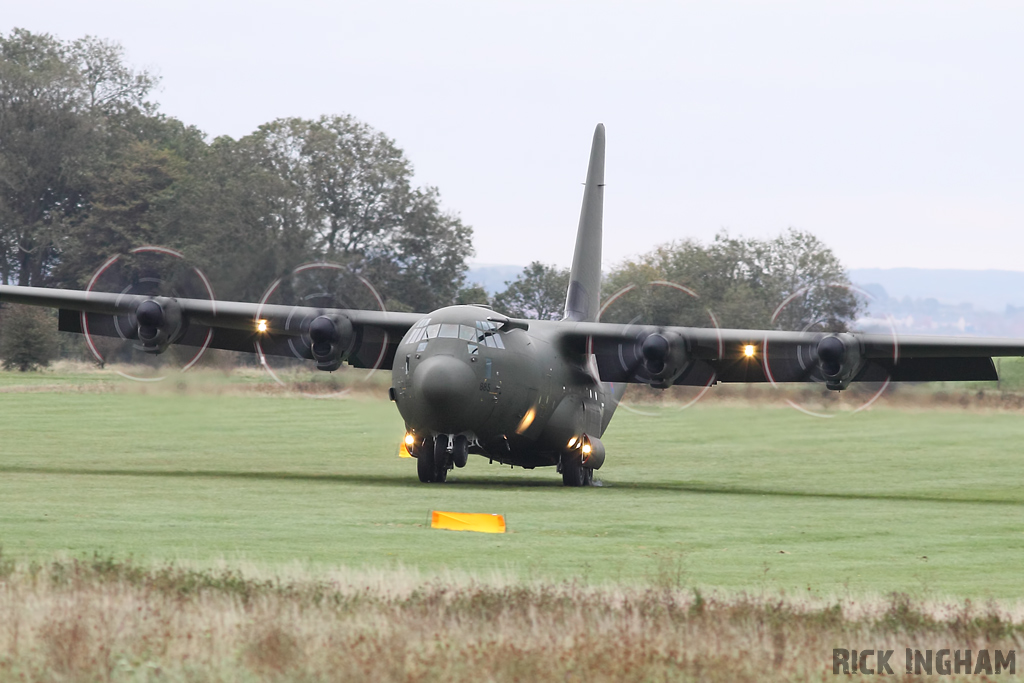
[[4, 365, 1024, 681], [2, 364, 1023, 598]]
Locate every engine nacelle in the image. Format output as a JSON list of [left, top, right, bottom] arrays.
[[566, 433, 606, 470], [307, 314, 355, 371], [815, 333, 864, 390], [133, 298, 183, 354], [579, 434, 605, 470], [639, 330, 689, 389]]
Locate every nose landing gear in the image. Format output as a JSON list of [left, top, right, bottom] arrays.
[[415, 436, 449, 483], [416, 434, 470, 483], [451, 435, 469, 468]]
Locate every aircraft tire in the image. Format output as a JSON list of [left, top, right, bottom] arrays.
[[417, 437, 436, 483], [452, 435, 469, 468], [561, 459, 593, 487], [433, 437, 450, 483]]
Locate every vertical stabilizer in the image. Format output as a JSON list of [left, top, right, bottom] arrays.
[[563, 124, 605, 322]]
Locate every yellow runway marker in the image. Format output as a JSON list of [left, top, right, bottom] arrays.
[[398, 440, 412, 458], [430, 510, 506, 534]]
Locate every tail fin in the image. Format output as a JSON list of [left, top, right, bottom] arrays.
[[563, 124, 605, 322]]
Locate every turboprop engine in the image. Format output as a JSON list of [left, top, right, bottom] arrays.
[[639, 330, 689, 389], [815, 333, 864, 390], [132, 298, 183, 353], [307, 314, 354, 371]]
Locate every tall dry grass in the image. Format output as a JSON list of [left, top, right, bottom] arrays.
[[0, 554, 1021, 682]]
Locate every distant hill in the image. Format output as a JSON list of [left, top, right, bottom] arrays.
[[848, 268, 1024, 312], [465, 264, 526, 294], [845, 268, 1024, 338]]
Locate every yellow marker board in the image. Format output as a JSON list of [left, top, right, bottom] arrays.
[[430, 510, 506, 534], [398, 440, 412, 458]]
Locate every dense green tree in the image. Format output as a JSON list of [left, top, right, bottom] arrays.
[[2, 30, 476, 314], [55, 140, 185, 286], [0, 303, 59, 370], [155, 134, 308, 302], [370, 188, 474, 312], [492, 262, 570, 320], [233, 116, 474, 310], [0, 29, 157, 286], [455, 283, 490, 306], [250, 117, 412, 258], [602, 229, 860, 331]]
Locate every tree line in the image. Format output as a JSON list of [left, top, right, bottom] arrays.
[[0, 28, 860, 369], [495, 229, 860, 332], [0, 28, 473, 311]]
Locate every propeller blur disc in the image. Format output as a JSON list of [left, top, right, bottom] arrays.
[[82, 246, 215, 381], [254, 262, 388, 396], [762, 283, 897, 417], [598, 280, 721, 416]]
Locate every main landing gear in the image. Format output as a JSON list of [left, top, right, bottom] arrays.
[[416, 435, 469, 483], [560, 455, 593, 487]]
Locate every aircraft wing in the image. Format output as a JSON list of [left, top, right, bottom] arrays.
[[0, 285, 424, 370], [556, 321, 1024, 389]]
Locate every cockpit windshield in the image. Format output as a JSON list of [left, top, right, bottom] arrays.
[[404, 319, 505, 349]]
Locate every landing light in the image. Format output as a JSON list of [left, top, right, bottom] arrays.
[[743, 344, 756, 358], [404, 433, 415, 446], [582, 440, 592, 456], [567, 436, 579, 449], [256, 319, 268, 333], [515, 407, 536, 435]]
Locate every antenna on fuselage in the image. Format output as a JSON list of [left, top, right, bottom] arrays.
[[563, 123, 605, 323]]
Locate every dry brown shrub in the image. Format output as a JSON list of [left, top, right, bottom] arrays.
[[0, 559, 1022, 682], [40, 617, 91, 674], [244, 622, 301, 675]]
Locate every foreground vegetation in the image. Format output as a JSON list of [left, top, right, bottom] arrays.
[[0, 555, 1022, 682]]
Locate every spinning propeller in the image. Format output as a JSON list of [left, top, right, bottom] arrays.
[[761, 284, 897, 417], [82, 246, 215, 381], [254, 263, 388, 395], [597, 280, 722, 414]]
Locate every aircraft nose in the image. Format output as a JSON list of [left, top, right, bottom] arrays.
[[412, 354, 478, 431]]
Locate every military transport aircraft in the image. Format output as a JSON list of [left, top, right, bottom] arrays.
[[3, 124, 1024, 486]]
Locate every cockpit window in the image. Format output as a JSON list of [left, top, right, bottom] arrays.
[[482, 334, 505, 349], [406, 320, 504, 349], [473, 320, 505, 348], [405, 320, 435, 344]]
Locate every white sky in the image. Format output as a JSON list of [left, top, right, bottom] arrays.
[[5, 1, 1023, 271]]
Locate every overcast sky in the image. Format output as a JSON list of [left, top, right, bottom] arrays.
[[5, 1, 1023, 272]]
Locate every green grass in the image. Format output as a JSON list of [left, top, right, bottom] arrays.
[[2, 367, 1024, 598]]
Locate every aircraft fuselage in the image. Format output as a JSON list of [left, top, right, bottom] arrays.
[[391, 305, 617, 470]]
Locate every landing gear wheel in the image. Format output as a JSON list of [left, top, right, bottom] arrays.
[[417, 437, 436, 483], [452, 435, 469, 469], [561, 459, 593, 487], [433, 437, 450, 483]]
